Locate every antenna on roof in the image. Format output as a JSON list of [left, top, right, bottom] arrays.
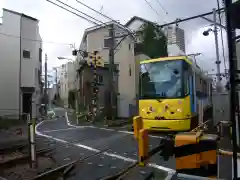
[[100, 5, 103, 13]]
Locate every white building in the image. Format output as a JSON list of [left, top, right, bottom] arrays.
[[58, 61, 76, 107], [77, 22, 138, 118], [0, 9, 42, 119], [125, 16, 186, 56]]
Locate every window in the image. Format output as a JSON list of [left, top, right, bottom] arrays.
[[183, 70, 190, 95], [104, 38, 118, 49], [39, 48, 42, 62], [104, 38, 111, 48], [129, 64, 131, 76], [23, 50, 30, 59], [129, 44, 131, 50], [139, 60, 184, 99]]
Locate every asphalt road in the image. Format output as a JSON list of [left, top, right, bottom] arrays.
[[35, 107, 232, 180]]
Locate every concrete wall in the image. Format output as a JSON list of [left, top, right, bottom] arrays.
[[20, 16, 42, 118], [0, 10, 21, 117]]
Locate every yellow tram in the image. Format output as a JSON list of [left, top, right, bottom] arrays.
[[138, 56, 213, 132]]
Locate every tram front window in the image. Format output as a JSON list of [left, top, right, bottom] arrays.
[[139, 60, 184, 99]]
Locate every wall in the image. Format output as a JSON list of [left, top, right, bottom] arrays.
[[0, 10, 21, 117], [78, 65, 118, 109], [0, 9, 42, 119], [21, 16, 42, 118]]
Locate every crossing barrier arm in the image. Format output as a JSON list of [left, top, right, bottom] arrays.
[[133, 116, 219, 178]]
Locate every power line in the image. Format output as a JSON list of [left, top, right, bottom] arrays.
[[217, 0, 227, 71], [155, 0, 168, 15], [0, 32, 73, 46], [115, 7, 225, 39], [143, 0, 162, 19], [75, 0, 117, 25], [75, 0, 132, 32], [46, 0, 100, 26], [53, 0, 105, 24]]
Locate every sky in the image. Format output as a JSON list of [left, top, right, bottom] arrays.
[[0, 0, 230, 78]]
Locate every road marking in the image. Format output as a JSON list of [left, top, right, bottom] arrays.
[[64, 112, 163, 139], [64, 112, 91, 129], [36, 120, 175, 173], [148, 163, 175, 173], [118, 130, 163, 139], [43, 127, 79, 133]]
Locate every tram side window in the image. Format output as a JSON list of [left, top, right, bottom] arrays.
[[183, 65, 190, 95]]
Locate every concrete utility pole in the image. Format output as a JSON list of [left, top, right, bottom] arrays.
[[213, 8, 222, 92], [44, 54, 48, 116], [54, 68, 58, 94], [224, 0, 238, 178], [108, 23, 115, 121]]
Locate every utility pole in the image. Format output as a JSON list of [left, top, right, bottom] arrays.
[[44, 54, 48, 116], [213, 8, 222, 92], [108, 23, 115, 121], [224, 0, 238, 179], [54, 68, 58, 94]]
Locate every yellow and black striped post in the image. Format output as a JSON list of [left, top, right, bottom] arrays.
[[174, 132, 218, 178], [138, 128, 149, 166]]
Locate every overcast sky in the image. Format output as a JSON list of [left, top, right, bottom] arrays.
[[1, 0, 229, 76]]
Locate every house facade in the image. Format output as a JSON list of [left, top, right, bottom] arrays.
[[77, 22, 138, 118], [125, 16, 186, 56], [77, 62, 118, 113], [0, 9, 42, 119], [58, 61, 76, 107]]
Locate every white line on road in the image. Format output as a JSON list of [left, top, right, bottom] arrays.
[[43, 127, 79, 133], [35, 120, 175, 173], [64, 112, 90, 129], [64, 112, 163, 139]]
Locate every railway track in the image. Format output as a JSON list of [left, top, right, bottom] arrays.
[[29, 147, 112, 180], [0, 139, 55, 180]]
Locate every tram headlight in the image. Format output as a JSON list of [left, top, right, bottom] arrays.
[[176, 108, 182, 112]]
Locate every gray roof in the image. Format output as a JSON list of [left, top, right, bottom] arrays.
[[3, 8, 38, 22], [125, 16, 158, 27]]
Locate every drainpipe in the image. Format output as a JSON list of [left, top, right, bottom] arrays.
[[19, 14, 22, 120]]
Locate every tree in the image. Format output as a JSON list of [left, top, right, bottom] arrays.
[[135, 23, 168, 58]]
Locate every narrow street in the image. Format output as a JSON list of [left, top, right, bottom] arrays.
[[35, 107, 175, 179], [35, 107, 233, 179]]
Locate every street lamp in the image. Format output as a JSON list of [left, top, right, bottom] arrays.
[[57, 57, 74, 61], [202, 28, 213, 36]]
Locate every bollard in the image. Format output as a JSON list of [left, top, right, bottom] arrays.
[[133, 116, 143, 140], [138, 129, 149, 166], [30, 117, 37, 168], [27, 114, 37, 168]]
